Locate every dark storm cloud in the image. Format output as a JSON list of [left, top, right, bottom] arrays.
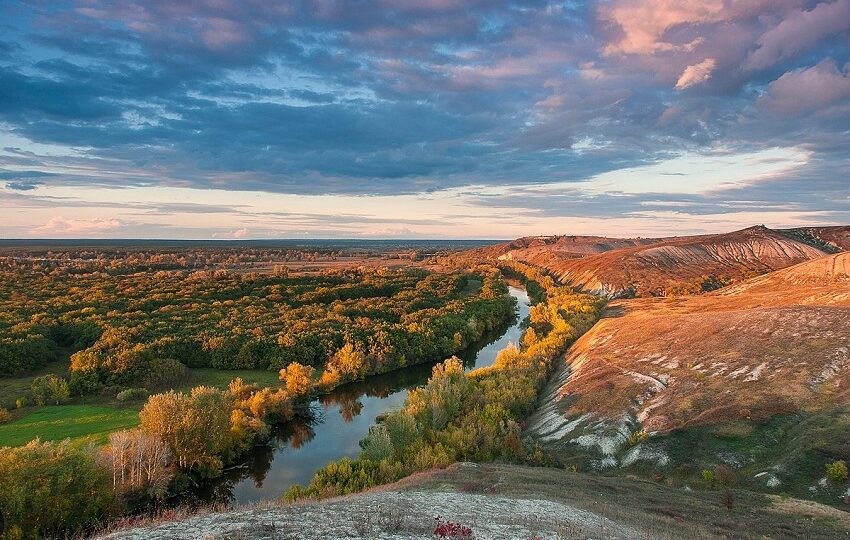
[[0, 0, 848, 221]]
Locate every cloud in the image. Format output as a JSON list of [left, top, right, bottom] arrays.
[[0, 0, 847, 238], [745, 0, 850, 71], [760, 59, 850, 116], [600, 0, 726, 55], [212, 227, 250, 239], [675, 58, 717, 89], [360, 227, 421, 237], [0, 170, 55, 190], [33, 216, 125, 234]]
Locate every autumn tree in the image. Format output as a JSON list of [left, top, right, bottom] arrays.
[[101, 429, 173, 499], [139, 387, 234, 474], [323, 342, 366, 384], [279, 362, 315, 397]]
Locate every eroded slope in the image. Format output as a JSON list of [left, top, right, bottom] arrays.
[[481, 225, 850, 298], [529, 253, 850, 477]]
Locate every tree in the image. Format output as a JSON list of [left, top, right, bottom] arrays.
[[142, 358, 188, 389], [279, 362, 315, 396], [30, 374, 70, 405], [0, 439, 113, 538], [328, 342, 366, 381], [101, 429, 173, 499], [139, 387, 233, 474]]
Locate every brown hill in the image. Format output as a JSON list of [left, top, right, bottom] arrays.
[[529, 252, 850, 449], [478, 225, 850, 298]]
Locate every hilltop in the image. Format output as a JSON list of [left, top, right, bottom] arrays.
[[99, 463, 850, 539], [474, 225, 850, 298]]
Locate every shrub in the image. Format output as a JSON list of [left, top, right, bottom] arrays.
[[701, 468, 716, 484], [0, 439, 113, 538], [142, 358, 188, 389], [0, 408, 12, 423], [116, 387, 150, 402], [433, 517, 473, 538], [714, 465, 737, 487], [15, 397, 27, 409], [30, 374, 70, 405], [826, 460, 849, 484]]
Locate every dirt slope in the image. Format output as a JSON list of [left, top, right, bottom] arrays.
[[478, 225, 850, 298], [529, 252, 850, 459]]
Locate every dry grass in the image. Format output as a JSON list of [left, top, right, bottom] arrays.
[[403, 463, 850, 539]]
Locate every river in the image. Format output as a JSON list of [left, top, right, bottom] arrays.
[[189, 285, 531, 506]]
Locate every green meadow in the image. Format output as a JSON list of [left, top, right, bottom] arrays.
[[0, 405, 139, 447]]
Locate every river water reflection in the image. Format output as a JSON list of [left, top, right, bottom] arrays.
[[191, 285, 531, 506]]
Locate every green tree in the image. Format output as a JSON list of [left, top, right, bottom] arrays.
[[30, 374, 70, 406], [0, 439, 113, 538]]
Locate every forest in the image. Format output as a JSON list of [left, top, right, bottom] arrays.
[[0, 246, 607, 539], [0, 260, 512, 386]]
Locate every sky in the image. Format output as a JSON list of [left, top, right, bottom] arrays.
[[1, 0, 849, 239]]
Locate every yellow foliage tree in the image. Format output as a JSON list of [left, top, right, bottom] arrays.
[[279, 362, 315, 396]]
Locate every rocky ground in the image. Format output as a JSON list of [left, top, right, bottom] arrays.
[[98, 463, 850, 539], [100, 490, 639, 540]]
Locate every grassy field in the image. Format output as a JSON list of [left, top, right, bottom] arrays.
[[179, 367, 284, 392], [0, 405, 139, 447], [0, 366, 286, 447]]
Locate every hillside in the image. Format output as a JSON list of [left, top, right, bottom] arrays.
[[528, 253, 850, 501], [477, 225, 850, 298], [98, 463, 850, 539]]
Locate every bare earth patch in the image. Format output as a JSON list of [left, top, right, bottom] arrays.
[[98, 490, 641, 540]]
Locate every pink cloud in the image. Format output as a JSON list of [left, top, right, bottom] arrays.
[[745, 0, 850, 71], [200, 17, 249, 49], [759, 58, 850, 116], [675, 58, 717, 89], [33, 216, 124, 234], [600, 0, 726, 55]]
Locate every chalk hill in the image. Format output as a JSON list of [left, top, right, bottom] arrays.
[[476, 225, 850, 297], [529, 252, 850, 475]]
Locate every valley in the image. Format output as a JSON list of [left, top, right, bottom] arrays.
[[2, 232, 850, 539]]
